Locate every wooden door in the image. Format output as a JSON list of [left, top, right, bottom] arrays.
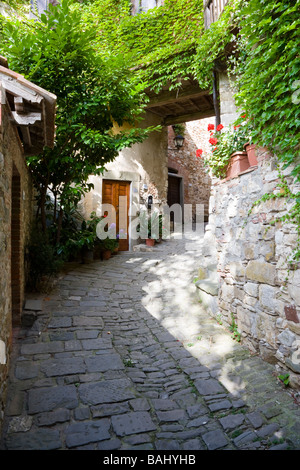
[[167, 175, 182, 222], [102, 180, 130, 251]]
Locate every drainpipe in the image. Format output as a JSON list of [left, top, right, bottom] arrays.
[[212, 71, 220, 127]]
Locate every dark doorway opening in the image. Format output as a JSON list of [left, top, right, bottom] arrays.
[[167, 173, 183, 224]]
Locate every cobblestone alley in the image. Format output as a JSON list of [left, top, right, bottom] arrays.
[[1, 234, 300, 452]]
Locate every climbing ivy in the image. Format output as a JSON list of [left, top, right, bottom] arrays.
[[194, 0, 243, 90], [231, 0, 300, 176], [2, 0, 299, 248], [232, 0, 300, 263], [74, 0, 205, 92], [0, 0, 158, 240]]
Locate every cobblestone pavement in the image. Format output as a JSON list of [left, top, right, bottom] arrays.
[[1, 234, 300, 451]]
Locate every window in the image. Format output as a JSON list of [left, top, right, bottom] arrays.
[[131, 0, 163, 15]]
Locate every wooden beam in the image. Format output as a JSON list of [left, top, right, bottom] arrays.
[[164, 108, 215, 126], [0, 83, 5, 105], [0, 56, 8, 68], [147, 87, 210, 108], [1, 77, 43, 104], [14, 96, 26, 114], [12, 111, 42, 126]]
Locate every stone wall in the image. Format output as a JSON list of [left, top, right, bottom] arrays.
[[196, 147, 300, 388], [219, 72, 239, 128], [168, 119, 213, 221], [0, 100, 33, 429]]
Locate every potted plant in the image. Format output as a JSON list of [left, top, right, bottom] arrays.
[[101, 238, 118, 259], [244, 141, 258, 166], [71, 211, 106, 263], [226, 123, 250, 178], [98, 222, 119, 259], [137, 209, 160, 245], [201, 118, 252, 179]]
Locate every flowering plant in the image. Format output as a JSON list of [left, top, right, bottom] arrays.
[[197, 116, 251, 178]]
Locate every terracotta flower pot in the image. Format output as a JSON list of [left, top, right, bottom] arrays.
[[226, 151, 250, 179], [102, 249, 111, 260], [244, 142, 258, 166], [146, 238, 155, 246]]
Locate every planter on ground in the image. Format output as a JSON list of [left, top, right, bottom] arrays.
[[102, 249, 111, 260]]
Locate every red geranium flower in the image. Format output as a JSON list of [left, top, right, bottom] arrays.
[[196, 149, 203, 157], [216, 124, 224, 131], [209, 137, 218, 146], [241, 114, 246, 118], [207, 123, 214, 131]]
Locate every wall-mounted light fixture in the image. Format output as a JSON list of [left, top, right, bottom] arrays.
[[174, 134, 185, 149], [147, 195, 153, 209]]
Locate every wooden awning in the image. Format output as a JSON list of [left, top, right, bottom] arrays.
[[0, 58, 57, 155], [145, 77, 215, 125]]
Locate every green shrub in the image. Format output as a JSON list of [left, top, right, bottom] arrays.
[[25, 229, 63, 291]]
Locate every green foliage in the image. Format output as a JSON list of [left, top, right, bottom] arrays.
[[59, 211, 105, 259], [100, 237, 119, 252], [194, 0, 243, 90], [137, 209, 160, 239], [231, 1, 300, 266], [229, 312, 241, 342], [76, 0, 204, 92], [232, 0, 300, 176], [0, 0, 29, 15], [278, 373, 290, 387], [2, 0, 299, 267], [173, 124, 185, 136], [25, 228, 63, 291], [0, 0, 158, 244], [202, 117, 251, 178]]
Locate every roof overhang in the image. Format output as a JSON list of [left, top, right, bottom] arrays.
[[0, 60, 57, 156], [145, 77, 215, 125]]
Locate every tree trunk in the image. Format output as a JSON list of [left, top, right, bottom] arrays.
[[56, 207, 64, 245]]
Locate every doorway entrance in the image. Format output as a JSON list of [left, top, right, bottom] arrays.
[[167, 173, 183, 223], [102, 179, 130, 251]]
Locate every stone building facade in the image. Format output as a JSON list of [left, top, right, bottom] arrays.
[[196, 136, 300, 388], [82, 114, 215, 249], [81, 112, 168, 250], [0, 93, 33, 426], [0, 61, 56, 430], [167, 119, 213, 222]]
